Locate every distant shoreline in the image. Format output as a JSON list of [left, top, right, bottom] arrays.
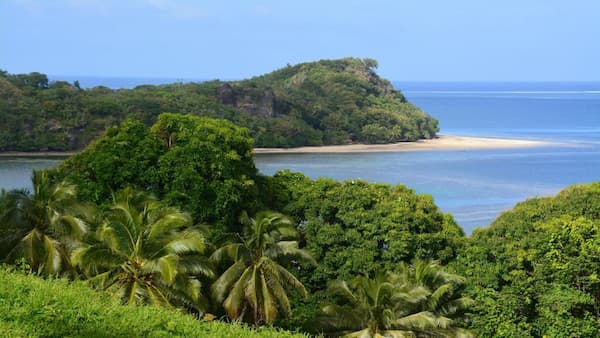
[[0, 135, 552, 158], [0, 151, 76, 158], [253, 135, 552, 154]]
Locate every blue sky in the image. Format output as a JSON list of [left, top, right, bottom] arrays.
[[1, 0, 598, 81]]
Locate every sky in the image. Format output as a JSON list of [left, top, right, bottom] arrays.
[[1, 0, 599, 81]]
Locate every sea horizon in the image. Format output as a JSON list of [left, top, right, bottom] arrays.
[[47, 74, 600, 90]]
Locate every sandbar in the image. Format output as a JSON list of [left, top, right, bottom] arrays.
[[254, 135, 552, 154], [0, 136, 553, 157]]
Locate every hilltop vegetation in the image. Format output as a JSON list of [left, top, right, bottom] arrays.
[[0, 58, 438, 151]]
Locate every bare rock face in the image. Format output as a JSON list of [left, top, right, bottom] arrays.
[[217, 83, 236, 105], [259, 89, 275, 118], [46, 119, 63, 132], [231, 88, 276, 118]]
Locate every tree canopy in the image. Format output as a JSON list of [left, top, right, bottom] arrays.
[[452, 182, 600, 337], [0, 58, 438, 151], [269, 170, 464, 291], [55, 113, 260, 233]]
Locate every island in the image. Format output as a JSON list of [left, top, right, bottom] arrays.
[[0, 58, 438, 152]]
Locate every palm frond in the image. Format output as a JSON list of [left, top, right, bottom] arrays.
[[177, 255, 215, 279], [265, 271, 292, 315], [42, 235, 63, 274], [266, 240, 316, 265], [342, 328, 372, 338], [163, 230, 206, 256], [146, 208, 191, 240], [320, 304, 365, 331], [328, 280, 359, 305], [380, 330, 416, 338], [223, 266, 252, 319], [245, 265, 260, 320], [392, 311, 452, 331], [144, 254, 178, 284], [277, 266, 306, 296], [210, 243, 244, 263], [211, 260, 247, 303], [71, 243, 125, 276], [54, 214, 87, 239], [259, 271, 278, 324]]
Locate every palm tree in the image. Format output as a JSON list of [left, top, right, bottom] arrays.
[[397, 260, 474, 325], [71, 187, 213, 312], [0, 170, 88, 275], [318, 262, 473, 337], [210, 211, 315, 325]]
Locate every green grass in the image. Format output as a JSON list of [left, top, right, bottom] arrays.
[[0, 268, 308, 338]]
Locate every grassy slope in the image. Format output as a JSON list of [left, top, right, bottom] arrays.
[[0, 268, 307, 338]]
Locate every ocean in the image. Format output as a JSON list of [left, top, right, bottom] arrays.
[[2, 79, 600, 234]]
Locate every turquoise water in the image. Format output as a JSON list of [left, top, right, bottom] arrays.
[[2, 81, 600, 233], [255, 82, 600, 233]]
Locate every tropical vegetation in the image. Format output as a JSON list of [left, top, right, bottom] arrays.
[[0, 170, 89, 275], [1, 67, 599, 336], [452, 182, 600, 337], [0, 266, 307, 338], [318, 261, 473, 337], [0, 58, 438, 151], [72, 188, 213, 312], [210, 211, 314, 325]]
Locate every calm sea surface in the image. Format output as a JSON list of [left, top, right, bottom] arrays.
[[3, 80, 600, 233]]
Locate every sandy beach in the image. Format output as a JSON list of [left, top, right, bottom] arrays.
[[254, 135, 552, 154], [0, 135, 552, 157]]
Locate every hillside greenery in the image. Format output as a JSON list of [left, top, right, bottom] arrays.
[[1, 113, 600, 337], [0, 58, 438, 151], [452, 182, 600, 337], [0, 115, 469, 336], [0, 267, 307, 338]]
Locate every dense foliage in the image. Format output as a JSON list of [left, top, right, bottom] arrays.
[[210, 211, 315, 325], [0, 58, 438, 151], [260, 170, 467, 332], [270, 170, 464, 290], [72, 188, 213, 312], [318, 261, 473, 337], [0, 170, 89, 275], [55, 113, 259, 232], [3, 109, 599, 336], [453, 183, 600, 337], [0, 115, 470, 336], [0, 267, 307, 338]]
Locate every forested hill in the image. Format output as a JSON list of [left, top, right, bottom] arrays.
[[0, 58, 438, 151]]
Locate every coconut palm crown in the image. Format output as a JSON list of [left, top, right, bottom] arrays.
[[71, 187, 213, 311], [0, 170, 88, 275], [210, 210, 315, 325], [318, 261, 473, 338]]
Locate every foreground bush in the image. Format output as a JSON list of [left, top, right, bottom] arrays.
[[0, 268, 307, 338], [453, 182, 600, 337]]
